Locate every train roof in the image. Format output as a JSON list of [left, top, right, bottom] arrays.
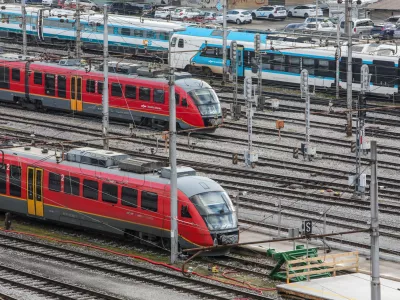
[[175, 27, 268, 43], [0, 54, 212, 91], [3, 146, 224, 197]]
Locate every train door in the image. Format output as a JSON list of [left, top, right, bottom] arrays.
[[27, 167, 44, 217], [70, 76, 83, 112], [237, 45, 244, 77]]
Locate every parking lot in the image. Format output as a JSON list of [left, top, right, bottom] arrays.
[[221, 13, 390, 32]]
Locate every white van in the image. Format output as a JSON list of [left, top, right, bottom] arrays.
[[340, 18, 374, 36], [154, 6, 176, 19]]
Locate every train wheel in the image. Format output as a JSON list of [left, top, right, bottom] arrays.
[[202, 67, 212, 76]]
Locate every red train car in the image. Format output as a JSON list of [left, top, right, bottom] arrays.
[[0, 54, 222, 130], [0, 146, 239, 252]]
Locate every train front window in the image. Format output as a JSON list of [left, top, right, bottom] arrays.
[[189, 89, 221, 116], [190, 191, 237, 230]]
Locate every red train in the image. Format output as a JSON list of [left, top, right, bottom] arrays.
[[0, 54, 222, 130], [0, 146, 239, 252]]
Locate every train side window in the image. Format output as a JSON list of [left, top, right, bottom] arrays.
[[141, 191, 158, 212], [64, 176, 80, 196], [86, 79, 96, 93], [0, 167, 6, 194], [34, 72, 42, 85], [178, 39, 184, 48], [45, 74, 56, 96], [303, 58, 315, 75], [182, 98, 187, 107], [83, 179, 98, 200], [121, 187, 138, 207], [98, 81, 104, 94], [48, 172, 61, 192], [159, 32, 168, 40], [9, 165, 21, 197], [121, 28, 131, 36], [139, 87, 151, 101], [125, 85, 136, 99], [57, 75, 67, 98], [102, 183, 118, 204], [146, 31, 155, 39], [153, 89, 164, 103], [175, 93, 180, 105], [171, 37, 177, 47], [111, 83, 123, 97], [0, 66, 9, 89], [134, 29, 143, 37], [288, 56, 300, 74], [181, 205, 191, 218], [12, 68, 20, 81]]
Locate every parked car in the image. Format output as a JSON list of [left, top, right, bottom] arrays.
[[393, 25, 400, 39], [304, 22, 336, 31], [370, 23, 396, 39], [109, 2, 152, 15], [283, 23, 306, 31], [384, 15, 400, 24], [251, 5, 287, 20], [226, 9, 252, 24], [287, 5, 323, 18], [42, 0, 59, 7], [64, 0, 99, 10], [340, 18, 374, 36], [171, 7, 202, 20], [154, 6, 176, 19]]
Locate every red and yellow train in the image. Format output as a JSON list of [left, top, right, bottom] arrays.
[[0, 54, 222, 130], [0, 146, 239, 252]]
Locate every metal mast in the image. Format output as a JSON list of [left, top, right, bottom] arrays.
[[75, 0, 81, 59], [21, 0, 27, 55], [168, 32, 178, 264], [222, 0, 227, 84], [335, 13, 340, 100], [370, 141, 381, 300], [355, 64, 368, 196], [254, 34, 262, 109], [102, 5, 109, 150], [346, 0, 353, 136]]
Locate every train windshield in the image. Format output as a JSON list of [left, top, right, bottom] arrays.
[[190, 191, 237, 230], [189, 89, 221, 116]]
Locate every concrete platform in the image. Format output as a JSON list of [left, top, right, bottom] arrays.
[[238, 229, 400, 282], [277, 273, 400, 300]]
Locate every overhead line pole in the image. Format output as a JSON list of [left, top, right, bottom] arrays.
[[222, 0, 227, 84], [21, 0, 27, 56], [168, 31, 179, 265], [76, 0, 81, 59], [370, 141, 381, 300], [346, 0, 353, 137], [102, 5, 109, 150]]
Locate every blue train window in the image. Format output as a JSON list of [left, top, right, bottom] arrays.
[[146, 31, 155, 39], [134, 29, 143, 37], [158, 32, 168, 40], [121, 28, 131, 36]]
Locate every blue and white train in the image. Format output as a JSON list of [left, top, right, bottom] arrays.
[[0, 5, 185, 54], [170, 27, 400, 98]]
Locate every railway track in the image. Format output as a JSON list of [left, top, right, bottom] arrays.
[[0, 264, 124, 300], [2, 113, 400, 202], [2, 111, 400, 201], [239, 219, 400, 258], [0, 233, 273, 300]]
